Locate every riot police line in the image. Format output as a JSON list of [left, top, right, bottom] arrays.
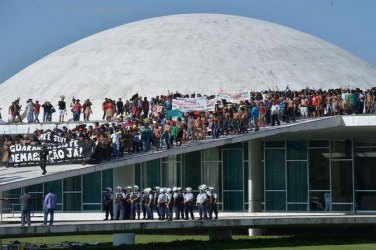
[[103, 184, 218, 221]]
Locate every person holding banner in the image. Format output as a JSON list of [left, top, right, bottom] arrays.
[[40, 145, 49, 175]]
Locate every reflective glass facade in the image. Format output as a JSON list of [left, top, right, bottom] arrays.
[[264, 139, 376, 212]]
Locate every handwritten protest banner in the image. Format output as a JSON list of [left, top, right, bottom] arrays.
[[217, 89, 250, 103], [172, 97, 207, 112]]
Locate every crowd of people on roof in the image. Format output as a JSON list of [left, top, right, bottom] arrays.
[[1, 87, 376, 166]]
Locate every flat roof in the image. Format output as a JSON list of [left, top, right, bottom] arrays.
[[0, 115, 375, 192]]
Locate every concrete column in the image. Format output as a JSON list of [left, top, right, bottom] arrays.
[[248, 139, 263, 236], [208, 229, 232, 241], [113, 233, 135, 245]]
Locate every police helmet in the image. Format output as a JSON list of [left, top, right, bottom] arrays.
[[177, 187, 182, 191], [160, 188, 166, 193], [126, 186, 132, 190], [172, 187, 178, 192], [105, 187, 112, 192], [154, 186, 160, 191], [200, 184, 207, 190], [166, 188, 172, 193], [133, 185, 139, 191], [209, 186, 215, 191], [186, 187, 192, 192], [116, 186, 122, 191]]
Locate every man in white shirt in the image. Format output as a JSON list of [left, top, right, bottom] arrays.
[[184, 187, 194, 220], [196, 185, 208, 220]]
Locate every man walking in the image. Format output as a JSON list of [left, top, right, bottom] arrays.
[[19, 191, 32, 226], [44, 189, 57, 225]]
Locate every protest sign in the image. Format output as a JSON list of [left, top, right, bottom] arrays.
[[172, 97, 207, 112], [8, 132, 94, 167], [217, 89, 250, 103]]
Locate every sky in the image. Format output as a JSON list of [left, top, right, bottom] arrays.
[[0, 0, 375, 84]]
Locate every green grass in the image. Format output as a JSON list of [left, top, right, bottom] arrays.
[[3, 234, 376, 249]]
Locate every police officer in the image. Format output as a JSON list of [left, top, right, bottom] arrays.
[[103, 187, 113, 220], [40, 145, 49, 175], [114, 186, 125, 220], [130, 185, 141, 220], [184, 187, 194, 220], [123, 186, 132, 220], [153, 186, 161, 219], [196, 184, 208, 220], [157, 187, 167, 220], [174, 187, 185, 220], [142, 188, 154, 219], [208, 186, 218, 219], [166, 188, 173, 221]]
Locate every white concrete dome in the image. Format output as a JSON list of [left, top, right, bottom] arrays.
[[1, 14, 375, 120]]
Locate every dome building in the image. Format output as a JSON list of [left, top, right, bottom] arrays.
[[0, 14, 375, 120]]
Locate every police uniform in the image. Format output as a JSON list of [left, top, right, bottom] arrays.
[[157, 191, 167, 220], [184, 191, 194, 220], [143, 190, 154, 219], [208, 189, 218, 219], [174, 189, 185, 220], [103, 188, 113, 220], [123, 188, 132, 220], [153, 189, 161, 219], [196, 191, 207, 220], [115, 188, 125, 220], [166, 191, 173, 221], [130, 190, 141, 220]]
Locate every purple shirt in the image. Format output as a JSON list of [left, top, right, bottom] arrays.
[[44, 192, 57, 209]]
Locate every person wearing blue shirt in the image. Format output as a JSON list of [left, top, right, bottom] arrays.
[[250, 103, 260, 131], [44, 189, 57, 225]]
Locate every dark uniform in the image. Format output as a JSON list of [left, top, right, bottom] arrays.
[[123, 187, 132, 219], [174, 190, 185, 220], [40, 146, 49, 175], [103, 188, 113, 220], [130, 188, 141, 220]]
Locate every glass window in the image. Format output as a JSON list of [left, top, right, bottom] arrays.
[[25, 184, 43, 193], [202, 162, 221, 191], [309, 140, 329, 148], [83, 172, 101, 203], [102, 169, 113, 190], [224, 191, 243, 210], [63, 176, 81, 192], [63, 193, 81, 211], [287, 161, 307, 202], [331, 161, 353, 203], [331, 140, 352, 159], [355, 157, 376, 190], [265, 149, 285, 190], [265, 191, 286, 211], [265, 141, 284, 148], [202, 147, 221, 161], [183, 151, 201, 189], [145, 159, 161, 188], [223, 149, 243, 190], [44, 180, 62, 203], [244, 162, 249, 204], [309, 148, 330, 190], [135, 163, 141, 186], [288, 204, 307, 211], [243, 142, 249, 161], [287, 141, 307, 160], [355, 192, 376, 211], [309, 191, 326, 211], [162, 161, 177, 187], [83, 205, 101, 210]]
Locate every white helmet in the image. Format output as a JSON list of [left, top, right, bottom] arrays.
[[186, 187, 192, 192], [209, 186, 215, 191], [200, 184, 207, 190], [160, 188, 166, 193], [154, 186, 160, 191], [105, 187, 112, 192], [133, 185, 139, 191], [126, 186, 132, 190], [116, 186, 122, 191], [177, 187, 182, 191], [172, 187, 178, 192], [166, 188, 172, 193]]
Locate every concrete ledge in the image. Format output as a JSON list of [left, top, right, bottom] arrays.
[[1, 215, 376, 238]]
